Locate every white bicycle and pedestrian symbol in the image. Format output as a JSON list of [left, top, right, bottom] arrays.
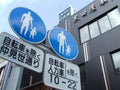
[[9, 7, 47, 44], [20, 11, 37, 39], [48, 28, 78, 60], [57, 31, 71, 56]]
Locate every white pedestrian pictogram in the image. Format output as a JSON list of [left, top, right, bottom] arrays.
[[66, 45, 71, 56], [57, 31, 67, 54], [29, 27, 37, 39], [20, 12, 33, 36]]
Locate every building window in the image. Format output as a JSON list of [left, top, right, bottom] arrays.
[[89, 21, 100, 39], [79, 8, 120, 44], [98, 16, 111, 33], [80, 26, 90, 43], [111, 51, 120, 74], [108, 8, 120, 28]]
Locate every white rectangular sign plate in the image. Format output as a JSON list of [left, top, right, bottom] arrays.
[[43, 53, 81, 90], [0, 32, 44, 73]]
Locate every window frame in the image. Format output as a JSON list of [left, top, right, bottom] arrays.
[[79, 25, 90, 43], [107, 8, 120, 28], [98, 15, 112, 34], [89, 21, 100, 39], [110, 49, 120, 75]]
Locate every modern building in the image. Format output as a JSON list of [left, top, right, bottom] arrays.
[[1, 0, 120, 90], [57, 0, 120, 90]]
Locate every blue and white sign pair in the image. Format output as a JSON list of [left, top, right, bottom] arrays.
[[9, 7, 78, 60], [49, 28, 79, 60], [9, 7, 46, 44]]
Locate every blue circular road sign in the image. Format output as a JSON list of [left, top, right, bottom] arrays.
[[48, 28, 79, 60], [9, 7, 47, 44]]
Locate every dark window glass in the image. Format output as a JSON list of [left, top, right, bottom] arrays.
[[108, 8, 120, 28], [111, 51, 120, 74], [80, 26, 90, 43], [89, 21, 100, 38], [98, 16, 111, 33]]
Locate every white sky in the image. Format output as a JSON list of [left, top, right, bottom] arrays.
[[0, 0, 94, 36]]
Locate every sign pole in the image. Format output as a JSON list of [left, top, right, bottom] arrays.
[[5, 64, 21, 90], [1, 62, 12, 90]]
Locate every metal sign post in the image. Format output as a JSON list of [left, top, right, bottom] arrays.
[[1, 62, 11, 90], [5, 64, 21, 90]]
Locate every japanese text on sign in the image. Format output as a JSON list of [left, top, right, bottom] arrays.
[[44, 53, 81, 90], [0, 32, 44, 73]]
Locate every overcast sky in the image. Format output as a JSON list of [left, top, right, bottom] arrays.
[[0, 0, 94, 36]]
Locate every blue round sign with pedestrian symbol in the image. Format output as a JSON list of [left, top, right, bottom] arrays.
[[48, 28, 79, 60], [9, 7, 47, 44]]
